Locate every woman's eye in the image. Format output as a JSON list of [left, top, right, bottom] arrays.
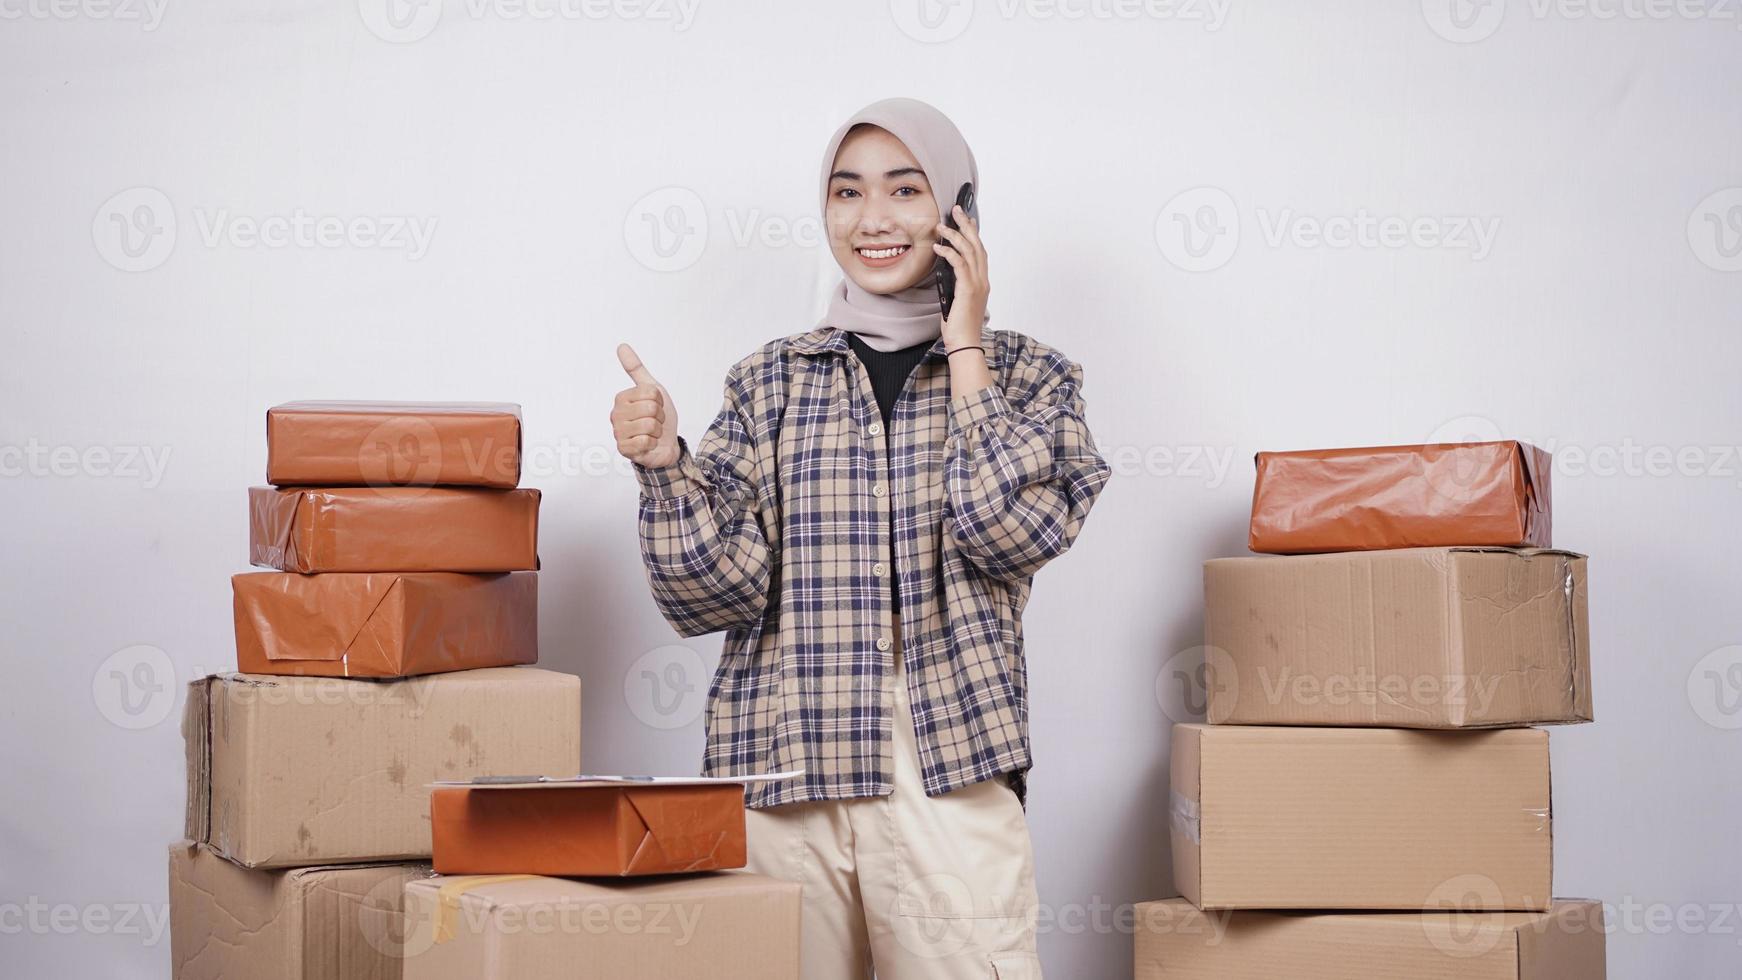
[[894, 186, 920, 197], [835, 188, 860, 199]]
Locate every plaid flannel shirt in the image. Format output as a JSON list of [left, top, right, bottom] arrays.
[[634, 325, 1110, 809]]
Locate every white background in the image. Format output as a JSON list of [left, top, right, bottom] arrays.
[[4, 1, 1741, 976]]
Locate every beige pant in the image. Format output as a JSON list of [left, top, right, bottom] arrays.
[[744, 615, 1043, 979]]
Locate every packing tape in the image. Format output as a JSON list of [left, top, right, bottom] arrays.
[[1169, 789, 1201, 844], [434, 874, 539, 944]]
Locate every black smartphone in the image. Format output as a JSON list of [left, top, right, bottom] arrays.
[[934, 182, 976, 318]]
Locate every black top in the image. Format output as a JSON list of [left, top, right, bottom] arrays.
[[846, 331, 933, 428], [845, 331, 934, 615]]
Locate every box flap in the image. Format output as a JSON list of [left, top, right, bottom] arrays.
[[182, 678, 213, 845]]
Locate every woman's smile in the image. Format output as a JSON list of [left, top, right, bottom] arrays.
[[854, 242, 912, 267]]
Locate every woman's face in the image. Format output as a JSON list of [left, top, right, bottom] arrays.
[[825, 125, 941, 295]]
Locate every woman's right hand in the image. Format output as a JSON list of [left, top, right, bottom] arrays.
[[612, 343, 681, 469]]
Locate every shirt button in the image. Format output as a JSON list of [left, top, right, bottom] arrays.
[[872, 483, 886, 498], [868, 422, 883, 436], [876, 636, 893, 652], [872, 562, 887, 576]]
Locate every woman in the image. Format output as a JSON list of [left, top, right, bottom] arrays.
[[611, 96, 1110, 980]]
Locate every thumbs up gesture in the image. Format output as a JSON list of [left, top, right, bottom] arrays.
[[612, 344, 681, 469]]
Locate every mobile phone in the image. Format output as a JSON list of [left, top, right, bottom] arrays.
[[935, 182, 976, 318]]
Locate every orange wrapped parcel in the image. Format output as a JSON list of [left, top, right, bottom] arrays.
[[1248, 440, 1552, 554], [232, 571, 538, 678], [265, 400, 522, 489], [430, 779, 750, 877], [248, 486, 540, 573]]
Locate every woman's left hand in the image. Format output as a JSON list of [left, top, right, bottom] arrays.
[[933, 204, 989, 349]]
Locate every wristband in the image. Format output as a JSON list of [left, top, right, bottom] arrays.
[[946, 345, 985, 357]]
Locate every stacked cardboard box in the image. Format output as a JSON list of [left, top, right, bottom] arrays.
[[171, 402, 580, 979], [169, 401, 800, 979], [1137, 441, 1609, 978]]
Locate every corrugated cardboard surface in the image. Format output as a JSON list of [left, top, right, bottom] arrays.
[[1204, 548, 1592, 728], [401, 872, 801, 980], [430, 782, 747, 876], [169, 840, 433, 980], [183, 667, 580, 868], [232, 571, 538, 678], [247, 486, 540, 573], [1170, 724, 1553, 910], [1133, 898, 1605, 979], [266, 401, 522, 489], [1248, 441, 1552, 553]]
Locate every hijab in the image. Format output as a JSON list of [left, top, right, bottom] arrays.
[[815, 97, 986, 352]]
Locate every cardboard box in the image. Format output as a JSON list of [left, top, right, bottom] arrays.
[[1134, 898, 1606, 979], [232, 571, 538, 678], [401, 872, 801, 980], [248, 486, 540, 573], [430, 780, 747, 876], [1171, 724, 1552, 910], [267, 400, 522, 489], [1248, 441, 1552, 553], [169, 840, 432, 980], [1203, 548, 1591, 728], [184, 667, 580, 868]]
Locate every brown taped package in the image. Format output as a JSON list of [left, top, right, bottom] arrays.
[[232, 571, 538, 678], [266, 400, 522, 489], [248, 486, 540, 573], [169, 841, 432, 980], [1203, 548, 1592, 728], [1171, 724, 1552, 911], [429, 780, 747, 877], [1134, 898, 1606, 979], [1248, 441, 1552, 554], [401, 872, 801, 980], [184, 668, 580, 868]]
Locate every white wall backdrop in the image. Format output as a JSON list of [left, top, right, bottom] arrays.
[[4, 1, 1741, 976]]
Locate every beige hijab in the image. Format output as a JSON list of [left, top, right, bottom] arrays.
[[815, 97, 986, 352]]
